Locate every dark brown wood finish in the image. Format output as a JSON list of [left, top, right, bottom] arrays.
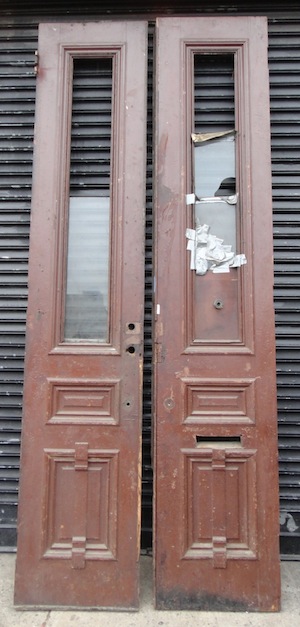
[[154, 16, 281, 611], [14, 21, 147, 609]]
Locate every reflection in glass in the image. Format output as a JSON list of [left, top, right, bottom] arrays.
[[193, 132, 236, 249], [193, 132, 235, 198], [193, 54, 237, 253], [65, 197, 110, 341]]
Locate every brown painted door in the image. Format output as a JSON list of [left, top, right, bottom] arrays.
[[14, 21, 147, 609], [154, 17, 281, 611]]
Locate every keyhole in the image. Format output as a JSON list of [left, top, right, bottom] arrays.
[[126, 345, 136, 354]]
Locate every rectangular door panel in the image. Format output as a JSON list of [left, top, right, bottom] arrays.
[[154, 16, 280, 611], [14, 21, 147, 610]]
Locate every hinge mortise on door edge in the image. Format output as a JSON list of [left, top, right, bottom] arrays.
[[155, 342, 163, 363], [155, 318, 164, 363], [155, 339, 165, 363]]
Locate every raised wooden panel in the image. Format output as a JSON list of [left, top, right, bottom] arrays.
[[47, 379, 120, 425], [181, 378, 255, 425], [182, 447, 257, 567], [192, 273, 241, 343], [43, 446, 119, 565]]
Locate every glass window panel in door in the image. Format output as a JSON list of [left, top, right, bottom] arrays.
[[191, 53, 242, 342], [64, 58, 112, 342]]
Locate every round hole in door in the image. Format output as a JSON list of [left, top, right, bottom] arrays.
[[128, 323, 135, 331], [126, 345, 136, 354], [213, 299, 224, 310]]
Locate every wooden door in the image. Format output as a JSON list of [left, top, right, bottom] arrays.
[[154, 17, 281, 611], [14, 21, 147, 610]]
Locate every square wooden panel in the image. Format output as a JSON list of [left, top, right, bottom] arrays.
[[182, 447, 257, 566], [47, 378, 120, 425], [42, 447, 119, 564], [181, 378, 256, 425]]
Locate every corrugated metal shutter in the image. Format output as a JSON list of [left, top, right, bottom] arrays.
[[142, 25, 154, 550], [69, 58, 112, 196], [269, 16, 300, 555], [194, 54, 234, 131], [0, 9, 300, 555], [0, 20, 36, 548]]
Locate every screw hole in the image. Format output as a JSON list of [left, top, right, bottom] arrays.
[[126, 345, 135, 354]]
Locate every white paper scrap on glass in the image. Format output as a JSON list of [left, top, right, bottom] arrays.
[[186, 228, 196, 240], [186, 193, 196, 205], [212, 263, 231, 273], [186, 239, 196, 270], [230, 254, 247, 268]]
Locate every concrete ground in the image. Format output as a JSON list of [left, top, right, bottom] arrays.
[[0, 554, 299, 627]]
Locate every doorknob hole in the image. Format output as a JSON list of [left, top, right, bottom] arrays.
[[213, 299, 224, 310], [128, 323, 135, 331], [126, 345, 136, 354]]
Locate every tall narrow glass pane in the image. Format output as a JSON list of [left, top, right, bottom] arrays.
[[193, 55, 236, 253], [64, 58, 112, 342], [191, 53, 241, 342], [193, 131, 236, 250]]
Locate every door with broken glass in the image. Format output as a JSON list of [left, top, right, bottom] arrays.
[[154, 16, 281, 611], [14, 21, 147, 609]]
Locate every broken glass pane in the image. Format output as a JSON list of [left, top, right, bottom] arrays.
[[193, 130, 235, 198], [192, 131, 237, 251]]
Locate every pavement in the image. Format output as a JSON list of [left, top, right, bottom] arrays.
[[0, 554, 300, 627]]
